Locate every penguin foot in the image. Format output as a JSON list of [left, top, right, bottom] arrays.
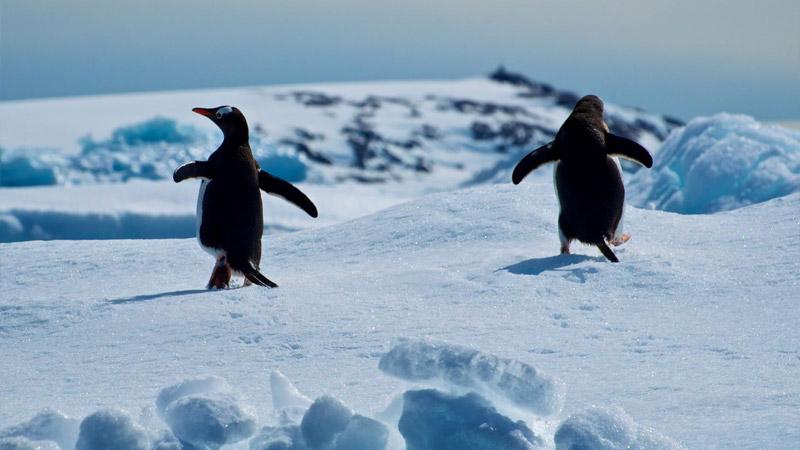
[[610, 233, 631, 247], [207, 259, 232, 290], [560, 245, 571, 255]]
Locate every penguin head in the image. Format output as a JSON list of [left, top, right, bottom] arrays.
[[192, 106, 248, 141], [559, 95, 610, 159], [572, 95, 605, 119]]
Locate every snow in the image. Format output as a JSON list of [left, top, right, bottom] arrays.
[[628, 113, 800, 213], [379, 339, 564, 416], [270, 371, 312, 412], [398, 389, 543, 450], [554, 407, 685, 450], [1, 71, 798, 450], [1, 180, 798, 449]]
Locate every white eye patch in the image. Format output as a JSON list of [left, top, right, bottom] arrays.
[[215, 106, 234, 119]]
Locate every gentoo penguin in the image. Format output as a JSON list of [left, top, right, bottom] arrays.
[[173, 106, 318, 288], [511, 95, 653, 262]]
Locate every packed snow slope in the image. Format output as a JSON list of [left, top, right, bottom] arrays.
[[2, 180, 798, 449]]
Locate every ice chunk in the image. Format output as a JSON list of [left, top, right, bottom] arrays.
[[162, 396, 257, 450], [106, 117, 201, 147], [258, 154, 308, 183], [0, 409, 80, 450], [554, 407, 685, 450], [150, 430, 183, 450], [300, 396, 353, 449], [249, 425, 305, 450], [0, 151, 60, 187], [399, 389, 543, 450], [156, 376, 230, 415], [379, 339, 564, 416], [74, 409, 149, 450], [331, 415, 388, 450], [628, 114, 800, 213], [271, 370, 312, 411], [156, 376, 256, 449], [0, 437, 60, 450]]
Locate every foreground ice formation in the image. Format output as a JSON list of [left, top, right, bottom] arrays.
[[399, 389, 543, 450], [0, 437, 60, 450], [379, 339, 564, 416], [0, 410, 79, 450], [74, 409, 149, 450], [554, 407, 686, 450], [157, 377, 257, 450], [628, 113, 800, 213]]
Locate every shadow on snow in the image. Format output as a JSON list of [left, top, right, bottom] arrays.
[[109, 289, 209, 304], [500, 254, 600, 276]]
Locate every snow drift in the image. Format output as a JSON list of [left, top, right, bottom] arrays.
[[399, 389, 543, 450], [379, 339, 564, 416], [554, 407, 685, 450], [628, 114, 800, 213]]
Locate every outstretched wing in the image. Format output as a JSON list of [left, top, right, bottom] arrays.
[[605, 134, 653, 168], [173, 161, 213, 182], [511, 142, 559, 185], [258, 170, 319, 218]]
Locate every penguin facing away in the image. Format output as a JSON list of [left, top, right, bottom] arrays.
[[511, 95, 653, 262], [174, 106, 318, 288]]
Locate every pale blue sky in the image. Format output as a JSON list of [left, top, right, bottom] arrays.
[[1, 0, 798, 120]]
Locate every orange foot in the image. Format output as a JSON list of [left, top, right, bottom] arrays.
[[207, 257, 232, 289], [611, 233, 631, 247]]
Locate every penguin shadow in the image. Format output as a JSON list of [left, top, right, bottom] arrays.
[[500, 254, 602, 281], [109, 288, 209, 305]]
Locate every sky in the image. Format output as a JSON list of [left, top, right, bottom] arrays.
[[1, 0, 798, 120]]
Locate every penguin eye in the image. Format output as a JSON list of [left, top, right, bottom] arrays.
[[215, 106, 233, 119]]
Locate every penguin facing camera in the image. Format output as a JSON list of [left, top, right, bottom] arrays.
[[174, 106, 318, 288]]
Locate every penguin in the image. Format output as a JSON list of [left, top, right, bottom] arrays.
[[511, 95, 653, 262], [173, 106, 318, 288]]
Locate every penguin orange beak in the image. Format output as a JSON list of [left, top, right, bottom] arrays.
[[192, 107, 214, 118]]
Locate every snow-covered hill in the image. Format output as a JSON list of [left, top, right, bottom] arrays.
[[2, 180, 798, 449], [0, 68, 676, 188]]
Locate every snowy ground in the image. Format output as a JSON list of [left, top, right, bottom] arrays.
[[2, 180, 798, 449]]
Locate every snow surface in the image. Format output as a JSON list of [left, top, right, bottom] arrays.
[[2, 180, 798, 449], [628, 113, 800, 214]]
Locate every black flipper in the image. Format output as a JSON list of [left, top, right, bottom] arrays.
[[242, 262, 278, 288], [511, 142, 559, 185], [173, 161, 213, 182], [597, 241, 619, 263], [606, 134, 653, 168], [258, 170, 318, 218]]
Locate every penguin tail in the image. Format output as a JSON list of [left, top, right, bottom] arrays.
[[241, 262, 278, 288], [596, 241, 619, 263]]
